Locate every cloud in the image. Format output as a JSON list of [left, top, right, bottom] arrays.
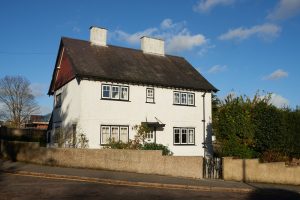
[[218, 23, 281, 41], [114, 28, 158, 45], [166, 33, 207, 53], [263, 69, 288, 80], [269, 93, 289, 108], [267, 0, 300, 21], [30, 83, 47, 98], [72, 26, 81, 33], [193, 0, 235, 13], [207, 65, 227, 74], [198, 44, 216, 56], [113, 19, 208, 54]]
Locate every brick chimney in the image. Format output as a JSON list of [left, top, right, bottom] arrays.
[[90, 26, 107, 46], [141, 36, 164, 56]]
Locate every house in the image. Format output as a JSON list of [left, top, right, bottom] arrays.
[[47, 26, 217, 156], [24, 114, 51, 130]]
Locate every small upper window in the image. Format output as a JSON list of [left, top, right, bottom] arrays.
[[146, 88, 154, 103], [56, 93, 62, 107]]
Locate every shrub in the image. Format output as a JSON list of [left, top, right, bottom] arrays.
[[142, 143, 173, 156]]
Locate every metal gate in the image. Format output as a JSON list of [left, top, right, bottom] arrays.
[[203, 157, 222, 179]]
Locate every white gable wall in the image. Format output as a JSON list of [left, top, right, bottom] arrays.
[[52, 79, 212, 156]]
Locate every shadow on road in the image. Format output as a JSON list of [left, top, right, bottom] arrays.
[[247, 188, 300, 200]]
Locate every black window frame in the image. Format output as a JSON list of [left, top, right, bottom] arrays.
[[101, 84, 129, 101], [173, 91, 195, 106], [173, 127, 195, 145], [100, 125, 129, 145], [55, 93, 62, 108], [146, 88, 155, 103]]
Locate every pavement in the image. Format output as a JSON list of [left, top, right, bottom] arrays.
[[1, 159, 300, 194]]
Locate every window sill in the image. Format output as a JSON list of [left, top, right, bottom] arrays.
[[173, 144, 196, 146], [101, 98, 130, 102], [146, 102, 155, 104], [173, 104, 195, 107]]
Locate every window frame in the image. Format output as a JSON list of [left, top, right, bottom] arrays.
[[100, 125, 129, 145], [111, 86, 120, 99], [120, 86, 129, 101], [120, 126, 129, 143], [173, 92, 181, 105], [101, 84, 129, 101], [102, 84, 111, 99], [187, 93, 195, 106], [55, 93, 62, 108], [173, 127, 195, 145], [173, 91, 195, 106], [146, 88, 155, 103]]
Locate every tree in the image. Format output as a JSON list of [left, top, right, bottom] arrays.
[[0, 75, 39, 127]]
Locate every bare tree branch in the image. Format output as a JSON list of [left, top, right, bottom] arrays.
[[0, 75, 40, 127]]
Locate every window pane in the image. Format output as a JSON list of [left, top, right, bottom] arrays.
[[120, 87, 128, 100], [188, 93, 194, 105], [181, 129, 187, 144], [174, 92, 180, 104], [147, 89, 153, 98], [120, 127, 128, 143], [188, 129, 194, 144], [56, 93, 61, 107], [101, 126, 110, 144], [111, 126, 119, 142], [174, 128, 180, 144], [181, 93, 187, 105], [102, 85, 110, 98], [112, 86, 119, 99]]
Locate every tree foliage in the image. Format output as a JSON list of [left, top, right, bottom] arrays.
[[0, 75, 39, 127], [213, 92, 300, 160]]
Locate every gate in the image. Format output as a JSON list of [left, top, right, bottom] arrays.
[[203, 157, 222, 179]]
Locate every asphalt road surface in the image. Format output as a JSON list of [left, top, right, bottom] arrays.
[[0, 173, 300, 200]]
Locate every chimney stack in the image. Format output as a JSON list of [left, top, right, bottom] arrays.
[[90, 26, 107, 46], [141, 36, 164, 56]]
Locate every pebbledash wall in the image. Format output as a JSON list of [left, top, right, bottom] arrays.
[[223, 157, 300, 185], [52, 79, 212, 156], [0, 140, 203, 179]]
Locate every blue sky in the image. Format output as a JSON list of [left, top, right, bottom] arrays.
[[0, 0, 299, 114]]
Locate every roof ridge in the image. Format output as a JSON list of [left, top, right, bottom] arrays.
[[61, 36, 184, 59]]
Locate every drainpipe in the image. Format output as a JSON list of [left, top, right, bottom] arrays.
[[202, 92, 207, 158]]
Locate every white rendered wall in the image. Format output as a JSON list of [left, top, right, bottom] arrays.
[[52, 79, 213, 156], [52, 79, 80, 129]]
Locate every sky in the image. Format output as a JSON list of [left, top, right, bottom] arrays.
[[0, 0, 299, 114]]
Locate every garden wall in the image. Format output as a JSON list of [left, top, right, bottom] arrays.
[[223, 157, 300, 185], [0, 140, 203, 179]]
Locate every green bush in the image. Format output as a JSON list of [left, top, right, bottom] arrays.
[[142, 143, 173, 156], [213, 92, 300, 160]]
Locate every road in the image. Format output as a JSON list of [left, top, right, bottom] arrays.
[[1, 172, 300, 200]]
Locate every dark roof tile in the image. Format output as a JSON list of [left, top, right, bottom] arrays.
[[60, 37, 218, 92]]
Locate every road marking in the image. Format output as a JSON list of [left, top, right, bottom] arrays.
[[3, 171, 252, 193]]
